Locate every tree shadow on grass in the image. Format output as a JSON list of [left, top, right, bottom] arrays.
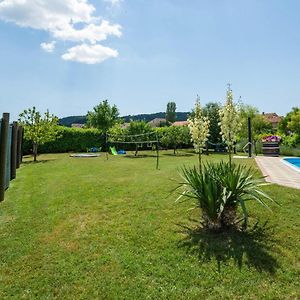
[[163, 153, 194, 157], [177, 221, 280, 274], [22, 158, 56, 165], [123, 154, 158, 158]]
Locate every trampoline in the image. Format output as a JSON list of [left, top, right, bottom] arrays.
[[70, 153, 100, 158]]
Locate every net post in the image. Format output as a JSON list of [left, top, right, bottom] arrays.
[[156, 132, 159, 170], [248, 116, 252, 158], [106, 132, 109, 160]]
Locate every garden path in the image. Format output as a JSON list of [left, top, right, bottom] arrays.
[[255, 156, 300, 189]]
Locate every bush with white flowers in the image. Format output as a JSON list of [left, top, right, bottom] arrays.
[[219, 89, 241, 165], [188, 96, 210, 169]]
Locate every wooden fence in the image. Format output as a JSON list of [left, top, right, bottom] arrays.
[[0, 113, 23, 202]]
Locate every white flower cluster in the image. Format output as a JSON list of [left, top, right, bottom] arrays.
[[219, 89, 241, 147], [188, 97, 210, 153]]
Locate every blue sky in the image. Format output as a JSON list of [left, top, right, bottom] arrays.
[[0, 0, 300, 120]]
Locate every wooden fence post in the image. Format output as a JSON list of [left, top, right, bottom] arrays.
[[16, 126, 23, 169], [21, 127, 24, 163], [0, 113, 10, 201], [11, 121, 18, 180]]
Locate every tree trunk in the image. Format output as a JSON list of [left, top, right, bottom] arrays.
[[221, 205, 237, 226], [202, 211, 221, 231], [33, 142, 38, 162], [198, 150, 202, 173]]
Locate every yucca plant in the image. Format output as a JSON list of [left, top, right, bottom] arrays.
[[176, 165, 227, 230], [176, 161, 276, 231], [207, 161, 276, 227]]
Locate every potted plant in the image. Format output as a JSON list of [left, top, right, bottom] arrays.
[[261, 135, 281, 156]]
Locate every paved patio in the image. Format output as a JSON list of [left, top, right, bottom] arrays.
[[255, 156, 300, 189]]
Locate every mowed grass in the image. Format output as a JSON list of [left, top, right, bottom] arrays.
[[0, 151, 299, 299]]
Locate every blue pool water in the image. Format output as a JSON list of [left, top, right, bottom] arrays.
[[283, 157, 300, 169]]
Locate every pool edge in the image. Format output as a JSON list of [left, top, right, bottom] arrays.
[[281, 157, 300, 173]]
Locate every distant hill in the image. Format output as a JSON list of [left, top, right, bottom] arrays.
[[122, 112, 190, 123], [59, 112, 190, 127], [59, 115, 87, 127]]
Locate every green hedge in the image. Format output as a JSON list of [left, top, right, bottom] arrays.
[[280, 145, 300, 157], [23, 127, 104, 154]]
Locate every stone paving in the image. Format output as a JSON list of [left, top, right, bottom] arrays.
[[255, 156, 300, 189]]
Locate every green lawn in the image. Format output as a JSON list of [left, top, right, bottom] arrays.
[[0, 151, 299, 299]]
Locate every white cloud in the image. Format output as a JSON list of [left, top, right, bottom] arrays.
[[0, 0, 95, 31], [104, 0, 123, 7], [40, 41, 56, 53], [62, 43, 118, 64], [53, 20, 121, 44], [0, 0, 122, 63]]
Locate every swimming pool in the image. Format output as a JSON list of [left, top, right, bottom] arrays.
[[283, 157, 300, 170]]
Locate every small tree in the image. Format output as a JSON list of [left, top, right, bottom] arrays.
[[160, 126, 188, 154], [219, 88, 241, 166], [127, 121, 153, 156], [87, 100, 119, 132], [188, 96, 210, 170], [166, 102, 177, 123], [19, 107, 60, 161]]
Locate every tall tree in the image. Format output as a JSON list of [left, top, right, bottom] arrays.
[[87, 100, 119, 132], [278, 107, 299, 135], [239, 104, 273, 141], [287, 109, 300, 135], [202, 102, 222, 144], [19, 107, 60, 161], [166, 102, 177, 123]]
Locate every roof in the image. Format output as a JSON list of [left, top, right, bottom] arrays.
[[147, 118, 166, 127], [71, 123, 84, 128], [172, 121, 188, 126], [262, 112, 282, 124], [121, 123, 130, 129]]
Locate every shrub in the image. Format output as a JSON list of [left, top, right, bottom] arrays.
[[177, 165, 227, 230], [208, 161, 275, 227], [280, 145, 300, 157], [281, 134, 300, 148], [177, 161, 276, 231]]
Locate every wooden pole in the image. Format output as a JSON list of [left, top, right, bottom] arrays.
[[11, 121, 18, 180], [0, 113, 10, 201], [16, 126, 23, 168], [20, 127, 24, 163]]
